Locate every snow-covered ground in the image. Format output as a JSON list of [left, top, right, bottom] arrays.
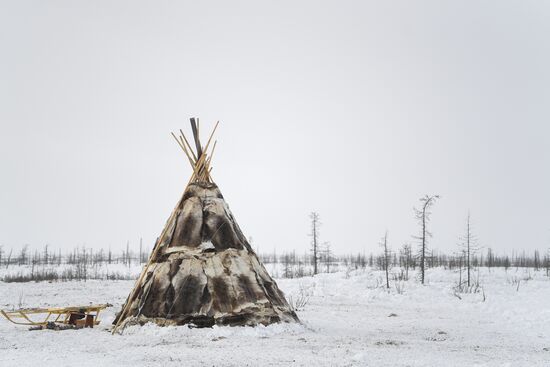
[[0, 267, 549, 366]]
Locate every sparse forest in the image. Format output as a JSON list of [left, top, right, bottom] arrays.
[[0, 242, 548, 284]]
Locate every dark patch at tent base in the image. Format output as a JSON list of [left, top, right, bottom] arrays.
[[132, 312, 290, 328]]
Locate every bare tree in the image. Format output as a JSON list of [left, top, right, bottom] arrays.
[[43, 244, 49, 265], [380, 231, 391, 289], [18, 245, 29, 266], [545, 248, 550, 278], [323, 242, 333, 273], [6, 248, 12, 269], [126, 240, 131, 268], [503, 255, 510, 272], [296, 257, 305, 278], [413, 195, 439, 284], [272, 247, 278, 264], [459, 211, 479, 287], [400, 243, 413, 281], [310, 212, 320, 275], [282, 252, 293, 278], [534, 250, 540, 271], [486, 248, 494, 272]]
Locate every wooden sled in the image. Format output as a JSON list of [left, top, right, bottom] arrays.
[[0, 304, 109, 328]]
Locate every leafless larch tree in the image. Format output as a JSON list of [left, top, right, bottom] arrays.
[[459, 211, 480, 287], [310, 212, 321, 275], [380, 231, 391, 289], [413, 194, 439, 285]]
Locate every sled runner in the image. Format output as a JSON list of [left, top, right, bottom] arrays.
[[0, 304, 109, 328]]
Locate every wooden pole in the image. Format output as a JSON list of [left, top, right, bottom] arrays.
[[190, 118, 203, 158], [180, 129, 197, 162], [177, 134, 196, 167], [171, 133, 195, 168]]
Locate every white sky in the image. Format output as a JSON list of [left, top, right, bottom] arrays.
[[1, 1, 549, 255]]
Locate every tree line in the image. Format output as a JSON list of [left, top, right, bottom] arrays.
[[0, 242, 547, 283]]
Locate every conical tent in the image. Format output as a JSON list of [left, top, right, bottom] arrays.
[[112, 119, 298, 333]]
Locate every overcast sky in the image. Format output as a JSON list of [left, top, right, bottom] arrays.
[[1, 1, 549, 256]]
